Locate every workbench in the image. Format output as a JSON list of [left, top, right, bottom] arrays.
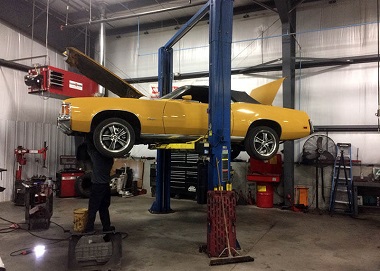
[[353, 176, 380, 216]]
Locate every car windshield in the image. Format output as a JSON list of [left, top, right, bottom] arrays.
[[160, 85, 260, 104], [160, 85, 191, 100]]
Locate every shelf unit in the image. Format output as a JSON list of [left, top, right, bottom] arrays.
[[353, 176, 380, 216]]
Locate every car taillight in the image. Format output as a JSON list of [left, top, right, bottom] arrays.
[[61, 103, 71, 116]]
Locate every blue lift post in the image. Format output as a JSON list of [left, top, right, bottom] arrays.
[[150, 2, 210, 213], [150, 0, 233, 212], [208, 0, 233, 190], [149, 47, 173, 214]]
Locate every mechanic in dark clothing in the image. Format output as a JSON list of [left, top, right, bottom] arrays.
[[83, 135, 115, 233]]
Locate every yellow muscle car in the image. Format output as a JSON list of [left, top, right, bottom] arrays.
[[58, 83, 313, 160]]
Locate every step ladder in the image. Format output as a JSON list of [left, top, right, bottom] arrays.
[[329, 143, 354, 215]]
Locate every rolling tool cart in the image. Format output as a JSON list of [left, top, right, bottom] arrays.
[[24, 180, 53, 230]]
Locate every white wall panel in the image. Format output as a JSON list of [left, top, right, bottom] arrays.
[[0, 23, 75, 202]]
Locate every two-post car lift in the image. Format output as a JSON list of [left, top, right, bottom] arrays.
[[150, 1, 254, 264]]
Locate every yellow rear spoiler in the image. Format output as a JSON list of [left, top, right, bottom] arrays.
[[249, 77, 285, 105]]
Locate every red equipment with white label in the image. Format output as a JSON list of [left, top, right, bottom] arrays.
[[56, 170, 84, 197], [24, 65, 98, 99]]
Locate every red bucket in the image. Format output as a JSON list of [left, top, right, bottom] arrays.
[[256, 182, 274, 208]]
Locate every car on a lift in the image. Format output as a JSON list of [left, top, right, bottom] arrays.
[[58, 84, 312, 160]]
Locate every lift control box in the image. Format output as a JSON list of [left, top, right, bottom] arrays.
[[25, 65, 98, 99]]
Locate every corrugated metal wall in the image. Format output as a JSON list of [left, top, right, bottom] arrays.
[[0, 24, 75, 202]]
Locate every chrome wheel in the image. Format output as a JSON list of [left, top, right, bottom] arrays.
[[245, 126, 279, 160], [93, 118, 135, 158]]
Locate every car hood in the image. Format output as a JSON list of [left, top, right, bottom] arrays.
[[64, 47, 144, 99]]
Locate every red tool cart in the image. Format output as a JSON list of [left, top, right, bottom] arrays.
[[246, 154, 282, 208]]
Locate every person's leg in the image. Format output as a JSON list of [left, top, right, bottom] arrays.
[[98, 184, 112, 231], [85, 184, 103, 232]]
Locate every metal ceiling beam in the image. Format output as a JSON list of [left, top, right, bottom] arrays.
[[0, 59, 31, 72], [314, 125, 380, 132], [68, 0, 182, 20], [126, 54, 380, 83], [252, 0, 278, 13], [62, 2, 207, 29], [105, 3, 278, 36]]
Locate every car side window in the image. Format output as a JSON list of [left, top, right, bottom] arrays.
[[189, 88, 209, 103]]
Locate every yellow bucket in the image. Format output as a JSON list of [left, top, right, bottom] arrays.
[[73, 208, 88, 233]]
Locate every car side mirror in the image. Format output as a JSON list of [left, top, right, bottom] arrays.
[[182, 95, 192, 101]]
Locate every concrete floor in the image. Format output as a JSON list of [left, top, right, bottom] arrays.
[[0, 194, 379, 271]]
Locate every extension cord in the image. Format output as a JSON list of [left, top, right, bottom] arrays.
[[9, 224, 19, 229]]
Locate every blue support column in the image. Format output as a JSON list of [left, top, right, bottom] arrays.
[[208, 0, 233, 190], [150, 149, 172, 213], [150, 3, 209, 213], [157, 46, 173, 95], [149, 47, 173, 213]]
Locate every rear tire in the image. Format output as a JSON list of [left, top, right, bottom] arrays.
[[244, 126, 279, 160]]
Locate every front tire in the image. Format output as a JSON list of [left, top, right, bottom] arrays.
[[93, 118, 135, 158], [244, 126, 279, 160]]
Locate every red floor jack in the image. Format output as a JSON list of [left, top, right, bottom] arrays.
[[14, 142, 48, 205]]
